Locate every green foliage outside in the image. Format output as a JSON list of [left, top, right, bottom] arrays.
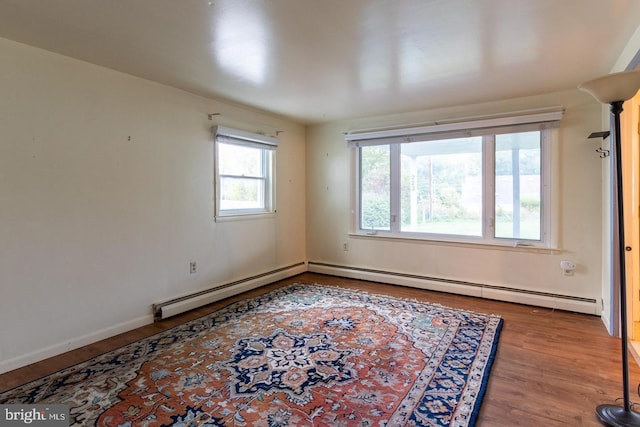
[[361, 193, 390, 230]]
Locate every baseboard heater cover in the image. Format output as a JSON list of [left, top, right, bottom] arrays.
[[153, 262, 306, 320], [308, 261, 598, 314]]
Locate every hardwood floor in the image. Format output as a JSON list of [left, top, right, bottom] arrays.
[[1, 272, 638, 426]]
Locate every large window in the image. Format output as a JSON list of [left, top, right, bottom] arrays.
[[214, 126, 277, 218], [350, 112, 561, 246]]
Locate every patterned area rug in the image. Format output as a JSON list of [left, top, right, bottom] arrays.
[[0, 283, 503, 426]]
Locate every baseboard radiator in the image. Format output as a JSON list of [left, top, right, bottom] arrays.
[[153, 262, 307, 320], [308, 261, 599, 315]]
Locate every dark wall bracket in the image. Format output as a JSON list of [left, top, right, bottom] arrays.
[[588, 131, 610, 158]]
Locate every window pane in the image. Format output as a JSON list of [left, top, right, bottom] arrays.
[[220, 177, 264, 210], [360, 146, 390, 230], [218, 142, 263, 177], [495, 131, 541, 240], [400, 137, 482, 236]]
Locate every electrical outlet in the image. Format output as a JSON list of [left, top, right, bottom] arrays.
[[189, 261, 197, 274], [560, 260, 576, 276], [343, 242, 349, 251]]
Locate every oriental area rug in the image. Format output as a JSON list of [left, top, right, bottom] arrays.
[[0, 283, 503, 426]]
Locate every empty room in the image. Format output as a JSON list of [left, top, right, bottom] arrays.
[[2, 1, 640, 426]]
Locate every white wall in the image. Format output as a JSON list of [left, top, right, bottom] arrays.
[[306, 90, 604, 308], [0, 38, 306, 371]]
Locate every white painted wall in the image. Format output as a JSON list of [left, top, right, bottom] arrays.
[[306, 90, 604, 306], [0, 38, 306, 371]]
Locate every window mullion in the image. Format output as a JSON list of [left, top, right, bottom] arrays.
[[264, 150, 273, 211], [390, 144, 401, 233], [483, 135, 496, 240], [540, 129, 551, 246], [356, 148, 363, 230]]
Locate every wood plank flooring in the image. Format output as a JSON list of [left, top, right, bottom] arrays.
[[1, 272, 639, 426]]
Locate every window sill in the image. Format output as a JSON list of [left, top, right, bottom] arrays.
[[215, 212, 276, 222], [348, 232, 561, 254]]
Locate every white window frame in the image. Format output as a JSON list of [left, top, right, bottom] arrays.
[[348, 111, 562, 248], [213, 126, 277, 219]]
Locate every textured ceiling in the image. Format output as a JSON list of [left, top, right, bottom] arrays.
[[0, 0, 638, 124]]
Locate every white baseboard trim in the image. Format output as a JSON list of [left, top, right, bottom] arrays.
[[308, 262, 599, 315], [600, 310, 613, 335], [0, 262, 307, 375], [0, 260, 599, 375], [153, 262, 308, 320], [630, 341, 640, 367], [0, 315, 153, 375]]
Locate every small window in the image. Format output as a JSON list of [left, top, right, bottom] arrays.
[[214, 126, 277, 218], [349, 111, 561, 247]]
